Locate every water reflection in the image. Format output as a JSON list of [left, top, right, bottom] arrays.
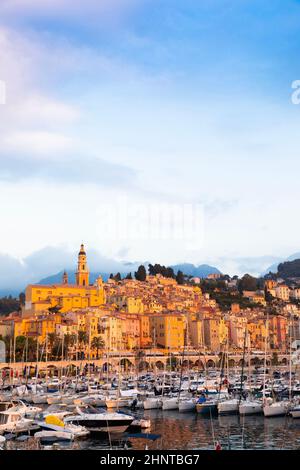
[[123, 411, 300, 450], [30, 410, 300, 451]]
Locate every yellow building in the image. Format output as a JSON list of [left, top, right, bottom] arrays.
[[139, 315, 152, 348], [203, 318, 221, 352], [13, 316, 58, 343], [23, 245, 105, 317], [188, 318, 204, 349], [109, 295, 144, 314], [247, 320, 267, 350], [149, 314, 185, 350]]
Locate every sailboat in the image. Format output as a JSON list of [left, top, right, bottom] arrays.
[[218, 339, 241, 415], [239, 331, 263, 415], [263, 314, 290, 417]]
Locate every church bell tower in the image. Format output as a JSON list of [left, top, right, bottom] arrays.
[[76, 244, 90, 287]]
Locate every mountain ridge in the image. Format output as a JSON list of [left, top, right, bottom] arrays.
[[37, 263, 221, 286]]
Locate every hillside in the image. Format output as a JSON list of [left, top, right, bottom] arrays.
[[277, 259, 300, 279], [170, 263, 221, 278]]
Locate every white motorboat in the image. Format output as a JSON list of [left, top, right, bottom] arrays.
[[239, 400, 263, 415], [9, 400, 42, 419], [64, 406, 134, 433], [217, 398, 240, 415], [0, 409, 35, 434], [36, 414, 89, 438]]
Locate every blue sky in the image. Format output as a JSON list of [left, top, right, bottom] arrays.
[[1, 0, 300, 279]]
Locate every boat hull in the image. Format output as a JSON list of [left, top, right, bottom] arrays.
[[196, 403, 217, 415], [179, 401, 196, 412], [239, 403, 263, 415], [263, 403, 288, 417], [218, 400, 239, 415]]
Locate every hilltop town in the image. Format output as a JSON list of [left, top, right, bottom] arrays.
[[0, 244, 300, 362]]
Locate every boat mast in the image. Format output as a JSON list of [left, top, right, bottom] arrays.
[[289, 313, 292, 402], [263, 313, 269, 402]]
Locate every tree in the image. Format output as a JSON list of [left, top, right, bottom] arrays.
[[264, 286, 275, 303], [271, 352, 279, 366], [176, 270, 185, 285], [0, 296, 20, 316], [135, 265, 147, 281], [63, 334, 76, 360], [78, 331, 88, 358], [47, 333, 59, 351], [148, 263, 175, 278], [19, 292, 25, 309], [148, 264, 155, 275], [114, 272, 121, 281], [167, 354, 178, 370], [15, 335, 27, 361], [238, 274, 258, 294], [166, 267, 175, 278], [125, 272, 132, 280], [91, 336, 105, 359]]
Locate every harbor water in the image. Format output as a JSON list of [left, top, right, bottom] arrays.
[[38, 410, 300, 451]]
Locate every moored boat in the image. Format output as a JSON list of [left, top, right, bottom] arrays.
[[64, 406, 134, 433], [239, 400, 263, 415]]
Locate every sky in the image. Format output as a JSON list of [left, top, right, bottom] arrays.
[[1, 0, 300, 285]]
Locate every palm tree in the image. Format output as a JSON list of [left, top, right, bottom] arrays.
[[91, 336, 105, 359], [47, 333, 59, 360], [15, 335, 26, 361], [63, 334, 77, 360], [78, 331, 88, 359]]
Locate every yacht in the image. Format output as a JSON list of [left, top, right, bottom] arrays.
[[161, 397, 178, 411], [0, 409, 36, 434], [178, 398, 197, 412], [196, 397, 218, 415], [9, 400, 42, 419], [36, 414, 89, 437], [143, 397, 162, 410], [64, 406, 134, 433], [73, 394, 105, 407], [217, 398, 240, 415], [263, 399, 289, 417], [239, 400, 263, 415]]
